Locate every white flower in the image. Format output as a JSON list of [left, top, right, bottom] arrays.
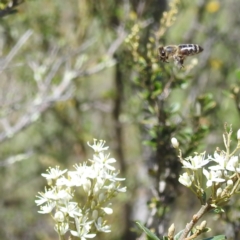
[[103, 182, 126, 193], [36, 187, 59, 202], [39, 188, 72, 202], [107, 171, 125, 182], [182, 153, 210, 170], [56, 190, 73, 201], [54, 222, 69, 235], [44, 187, 58, 200], [87, 139, 109, 153], [60, 202, 82, 218], [38, 201, 56, 214], [70, 216, 96, 240], [70, 227, 96, 240], [36, 139, 126, 239], [71, 164, 98, 182], [41, 166, 67, 180], [56, 176, 74, 187], [35, 192, 49, 206], [95, 217, 111, 233], [208, 152, 227, 170], [92, 152, 116, 170], [68, 170, 90, 187], [226, 156, 240, 172], [179, 172, 193, 187], [203, 169, 225, 188]]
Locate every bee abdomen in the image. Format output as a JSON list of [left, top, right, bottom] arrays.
[[178, 44, 203, 55]]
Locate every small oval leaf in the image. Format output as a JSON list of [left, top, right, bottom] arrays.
[[174, 229, 184, 240]]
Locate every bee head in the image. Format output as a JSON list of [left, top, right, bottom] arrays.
[[158, 46, 167, 62]]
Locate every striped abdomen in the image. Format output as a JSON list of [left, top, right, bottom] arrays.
[[178, 44, 203, 56]]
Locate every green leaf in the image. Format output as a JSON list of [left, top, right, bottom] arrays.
[[212, 206, 225, 214], [174, 229, 184, 240], [200, 235, 226, 240], [135, 221, 160, 240], [201, 227, 211, 233]]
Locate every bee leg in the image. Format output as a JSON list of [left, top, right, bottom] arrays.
[[159, 56, 169, 63], [179, 58, 184, 69], [173, 56, 184, 69], [164, 56, 169, 63]]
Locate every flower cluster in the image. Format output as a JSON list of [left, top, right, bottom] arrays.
[[173, 127, 240, 207], [35, 139, 126, 239]]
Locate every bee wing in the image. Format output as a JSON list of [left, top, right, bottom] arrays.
[[164, 45, 177, 54]]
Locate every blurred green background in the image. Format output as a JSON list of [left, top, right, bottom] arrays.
[[1, 0, 240, 239]]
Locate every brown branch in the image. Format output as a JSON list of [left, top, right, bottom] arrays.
[[179, 201, 212, 240]]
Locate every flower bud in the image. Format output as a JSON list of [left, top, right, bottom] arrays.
[[91, 201, 96, 209], [47, 178, 53, 186], [83, 179, 91, 193], [216, 188, 222, 197], [199, 220, 207, 230], [227, 179, 233, 187], [168, 223, 175, 238], [171, 138, 179, 148], [237, 129, 240, 140], [92, 210, 98, 220], [54, 211, 65, 222], [102, 207, 113, 214], [98, 193, 105, 202]]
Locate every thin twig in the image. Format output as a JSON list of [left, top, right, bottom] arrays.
[[179, 202, 212, 240], [0, 29, 33, 72]]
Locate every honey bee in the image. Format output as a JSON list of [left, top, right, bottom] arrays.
[[158, 44, 203, 68]]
